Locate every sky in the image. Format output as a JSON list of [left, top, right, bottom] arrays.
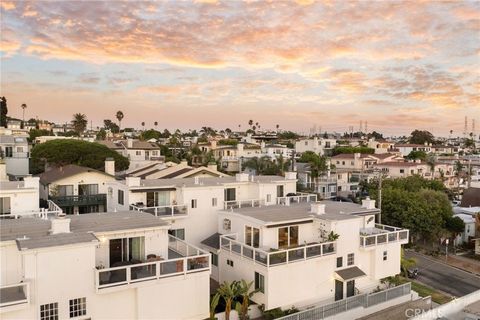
[[0, 0, 479, 136]]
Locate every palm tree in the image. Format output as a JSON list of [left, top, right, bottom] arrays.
[[21, 103, 27, 122], [235, 280, 259, 320], [209, 293, 220, 320], [217, 281, 239, 320], [276, 124, 280, 132], [309, 155, 328, 192], [449, 130, 453, 140], [154, 121, 158, 130], [426, 154, 436, 177], [248, 120, 253, 128], [141, 122, 146, 131], [116, 110, 124, 130], [400, 248, 416, 276], [71, 113, 88, 136]]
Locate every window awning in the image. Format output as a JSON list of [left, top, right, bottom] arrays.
[[335, 266, 366, 281]]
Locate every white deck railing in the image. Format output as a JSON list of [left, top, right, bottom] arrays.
[[360, 224, 409, 248], [224, 199, 265, 210], [95, 235, 210, 291], [277, 194, 317, 205], [130, 204, 188, 218], [277, 283, 411, 320], [220, 234, 336, 267], [0, 282, 30, 309]]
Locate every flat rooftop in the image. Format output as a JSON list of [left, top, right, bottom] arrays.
[[124, 175, 291, 189], [227, 201, 379, 225], [0, 211, 168, 250]]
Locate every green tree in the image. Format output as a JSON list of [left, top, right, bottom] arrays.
[[400, 248, 416, 276], [0, 97, 8, 127], [217, 281, 240, 320], [103, 119, 120, 133], [409, 130, 435, 145], [141, 129, 161, 141], [406, 150, 427, 161], [277, 131, 299, 139], [116, 110, 124, 130], [71, 113, 87, 135], [209, 293, 220, 320], [235, 280, 259, 320], [28, 129, 53, 143], [96, 128, 107, 140], [30, 140, 129, 174], [446, 216, 465, 240]]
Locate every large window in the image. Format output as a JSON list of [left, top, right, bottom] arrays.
[[69, 297, 86, 318], [245, 226, 260, 248], [57, 185, 74, 197], [146, 191, 170, 207], [40, 302, 58, 320], [78, 184, 98, 196], [4, 146, 12, 157], [168, 228, 185, 240], [255, 272, 265, 293], [276, 185, 284, 197], [0, 197, 11, 215], [224, 188, 236, 201], [109, 237, 145, 266], [278, 226, 299, 249]]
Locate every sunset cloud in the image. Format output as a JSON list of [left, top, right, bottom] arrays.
[[0, 0, 478, 135]]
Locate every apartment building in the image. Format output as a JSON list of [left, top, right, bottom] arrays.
[[0, 135, 30, 178], [0, 211, 210, 320], [214, 143, 262, 172], [217, 199, 409, 310], [394, 143, 432, 157], [295, 137, 337, 156], [107, 173, 299, 247], [0, 176, 43, 217], [332, 153, 403, 172], [373, 161, 454, 186], [366, 139, 395, 154], [38, 161, 116, 215]]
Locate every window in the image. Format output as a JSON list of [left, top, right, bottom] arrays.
[[383, 251, 388, 261], [245, 226, 260, 248], [305, 141, 308, 146], [266, 194, 271, 202], [136, 151, 141, 156], [342, 161, 345, 165], [211, 253, 218, 266], [118, 190, 124, 205], [400, 169, 405, 174], [57, 185, 74, 197], [336, 257, 343, 268], [69, 297, 86, 318], [278, 226, 299, 249], [78, 184, 98, 196], [227, 259, 234, 267], [224, 188, 236, 201], [351, 161, 354, 165], [212, 198, 218, 207], [109, 237, 145, 266], [347, 253, 355, 266], [0, 197, 11, 215], [191, 199, 197, 208], [276, 185, 284, 197], [40, 302, 58, 320], [255, 272, 265, 293], [168, 229, 185, 240], [5, 146, 12, 157], [17, 146, 24, 153]]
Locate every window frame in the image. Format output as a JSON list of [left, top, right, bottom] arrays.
[[347, 253, 355, 266], [69, 297, 87, 318], [118, 189, 124, 205], [40, 302, 59, 320], [255, 271, 265, 293], [191, 199, 197, 208]]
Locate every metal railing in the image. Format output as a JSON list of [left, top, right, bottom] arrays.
[[130, 204, 188, 218], [224, 199, 265, 210], [220, 234, 335, 267], [0, 282, 30, 309], [50, 194, 107, 207], [360, 223, 409, 248], [277, 194, 317, 205], [95, 235, 210, 291], [277, 283, 411, 320]]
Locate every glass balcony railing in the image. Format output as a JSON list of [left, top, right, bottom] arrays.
[[50, 194, 107, 207], [130, 204, 188, 218], [359, 224, 409, 248]]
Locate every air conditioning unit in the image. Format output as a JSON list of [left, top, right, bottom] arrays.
[[223, 219, 231, 231]]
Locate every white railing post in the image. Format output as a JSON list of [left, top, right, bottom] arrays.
[[126, 266, 131, 284], [156, 261, 160, 278], [183, 258, 187, 275]]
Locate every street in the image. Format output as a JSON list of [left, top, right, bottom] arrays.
[[405, 251, 480, 297]]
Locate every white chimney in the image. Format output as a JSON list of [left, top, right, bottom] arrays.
[[50, 215, 71, 234], [126, 176, 141, 187], [310, 202, 325, 215], [207, 163, 217, 171], [362, 197, 376, 210], [0, 161, 7, 181], [236, 173, 249, 182], [284, 172, 297, 180], [23, 176, 40, 189], [105, 158, 115, 176], [127, 139, 134, 148]]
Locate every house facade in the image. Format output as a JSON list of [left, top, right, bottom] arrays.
[[0, 135, 30, 178], [295, 137, 337, 156]]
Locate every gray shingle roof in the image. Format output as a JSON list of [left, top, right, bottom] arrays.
[[461, 188, 480, 208], [200, 233, 222, 250], [37, 164, 114, 185], [335, 266, 366, 281]]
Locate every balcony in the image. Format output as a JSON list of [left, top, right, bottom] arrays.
[[50, 194, 107, 208], [360, 224, 409, 248], [130, 204, 188, 219], [220, 235, 336, 267], [224, 199, 265, 210], [277, 193, 317, 205], [95, 236, 210, 292], [0, 283, 30, 312]]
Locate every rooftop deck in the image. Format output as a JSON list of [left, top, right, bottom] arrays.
[[360, 224, 409, 248]]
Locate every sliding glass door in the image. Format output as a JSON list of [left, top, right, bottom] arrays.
[[109, 237, 145, 266], [278, 226, 299, 249]]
